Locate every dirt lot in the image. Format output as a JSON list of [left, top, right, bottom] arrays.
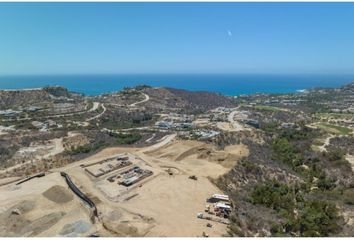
[[0, 173, 98, 237], [0, 135, 248, 237]]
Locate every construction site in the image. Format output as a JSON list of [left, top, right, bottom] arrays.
[[0, 135, 248, 237], [197, 194, 232, 230]]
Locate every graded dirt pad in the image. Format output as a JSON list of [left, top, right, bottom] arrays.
[[0, 200, 35, 236], [0, 199, 65, 237], [21, 211, 66, 236], [102, 209, 154, 237], [42, 185, 74, 204], [147, 140, 248, 169], [145, 140, 201, 160], [148, 140, 249, 170], [119, 174, 227, 237], [0, 172, 94, 237], [0, 137, 248, 237]]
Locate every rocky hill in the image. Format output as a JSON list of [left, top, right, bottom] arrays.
[[0, 86, 81, 109], [144, 87, 235, 113]]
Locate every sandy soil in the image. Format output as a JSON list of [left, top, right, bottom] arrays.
[[318, 135, 334, 152], [0, 135, 248, 237], [346, 154, 354, 172], [121, 175, 227, 237], [0, 125, 15, 136], [216, 109, 245, 132], [88, 102, 100, 112], [0, 172, 98, 237]]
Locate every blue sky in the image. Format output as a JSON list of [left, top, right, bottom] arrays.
[[0, 2, 354, 75]]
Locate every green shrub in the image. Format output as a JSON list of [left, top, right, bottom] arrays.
[[67, 140, 106, 155], [271, 138, 303, 167], [109, 132, 142, 144], [326, 148, 345, 162], [251, 181, 341, 237], [298, 200, 341, 236], [343, 189, 354, 205], [251, 180, 295, 212]]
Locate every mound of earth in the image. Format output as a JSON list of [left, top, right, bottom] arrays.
[[42, 185, 73, 204]]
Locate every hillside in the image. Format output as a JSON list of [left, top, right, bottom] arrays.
[[0, 86, 81, 109], [143, 87, 236, 113]]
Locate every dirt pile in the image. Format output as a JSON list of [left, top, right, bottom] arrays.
[[42, 185, 73, 204]]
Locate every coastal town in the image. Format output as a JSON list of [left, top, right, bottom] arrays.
[[0, 82, 353, 237]]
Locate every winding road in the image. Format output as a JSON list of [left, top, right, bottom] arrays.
[[129, 93, 150, 107], [227, 108, 244, 131], [86, 104, 106, 122]]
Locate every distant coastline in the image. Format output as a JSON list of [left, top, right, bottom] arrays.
[[0, 74, 353, 96]]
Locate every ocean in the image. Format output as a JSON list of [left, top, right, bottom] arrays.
[[0, 74, 353, 96]]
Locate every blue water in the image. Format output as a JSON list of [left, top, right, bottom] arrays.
[[0, 74, 352, 96]]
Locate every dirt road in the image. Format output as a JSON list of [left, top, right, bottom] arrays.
[[228, 109, 244, 131], [318, 135, 334, 152], [130, 93, 149, 107], [86, 104, 106, 121]]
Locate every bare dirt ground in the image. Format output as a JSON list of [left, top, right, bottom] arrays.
[[0, 137, 66, 176], [318, 134, 334, 152], [346, 154, 354, 172], [0, 134, 248, 237], [0, 173, 98, 237], [216, 109, 246, 132], [0, 125, 15, 136]]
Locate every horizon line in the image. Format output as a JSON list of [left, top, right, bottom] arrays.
[[1, 72, 354, 77]]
